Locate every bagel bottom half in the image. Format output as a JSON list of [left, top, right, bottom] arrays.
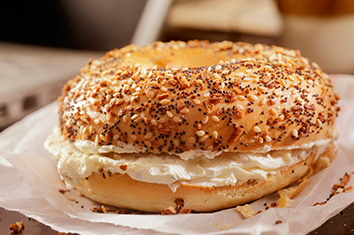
[[75, 144, 335, 213]]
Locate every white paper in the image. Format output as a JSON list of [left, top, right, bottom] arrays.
[[0, 75, 354, 235]]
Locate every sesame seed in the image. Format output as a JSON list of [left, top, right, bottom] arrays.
[[215, 65, 222, 70], [249, 94, 258, 101], [95, 135, 100, 144], [212, 131, 218, 139], [249, 73, 258, 79], [292, 129, 299, 138], [237, 95, 246, 101], [157, 117, 166, 124], [200, 135, 209, 142], [131, 135, 137, 140], [188, 137, 196, 144], [131, 114, 139, 120], [253, 126, 261, 133], [260, 97, 266, 105], [180, 108, 190, 114], [202, 116, 209, 124], [236, 104, 244, 111], [235, 72, 244, 78], [161, 99, 170, 106], [145, 141, 152, 147], [270, 108, 277, 116], [280, 79, 286, 86], [173, 117, 181, 123], [214, 73, 222, 80], [166, 111, 173, 118], [145, 132, 153, 139], [265, 135, 272, 142], [295, 96, 303, 103], [161, 86, 168, 92], [316, 119, 322, 127], [193, 99, 201, 105], [288, 75, 296, 81], [151, 119, 157, 125], [196, 130, 205, 137], [212, 115, 220, 123]]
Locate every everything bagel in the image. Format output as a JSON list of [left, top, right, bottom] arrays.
[[45, 41, 339, 212]]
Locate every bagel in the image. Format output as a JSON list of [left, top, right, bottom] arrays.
[[45, 40, 340, 212]]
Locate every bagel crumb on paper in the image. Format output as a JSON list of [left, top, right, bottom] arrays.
[[236, 204, 255, 219]]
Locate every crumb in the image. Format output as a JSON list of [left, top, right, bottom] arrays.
[[275, 220, 282, 225], [277, 195, 293, 208], [278, 179, 309, 199], [341, 172, 351, 185], [160, 198, 192, 215], [91, 205, 145, 214], [220, 223, 231, 230], [344, 186, 353, 192], [180, 208, 192, 214], [314, 172, 353, 206], [115, 208, 143, 214], [9, 221, 24, 233], [256, 201, 277, 215], [59, 189, 66, 194], [256, 209, 264, 215], [235, 204, 255, 219], [161, 206, 177, 215], [91, 205, 113, 213]]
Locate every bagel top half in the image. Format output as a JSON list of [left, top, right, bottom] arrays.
[[58, 40, 339, 156]]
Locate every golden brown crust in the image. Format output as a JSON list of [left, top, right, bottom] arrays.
[[58, 40, 339, 154], [75, 145, 333, 212]]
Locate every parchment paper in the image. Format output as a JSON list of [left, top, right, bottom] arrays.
[[0, 75, 353, 235]]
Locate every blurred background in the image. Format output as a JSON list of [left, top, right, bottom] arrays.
[[1, 0, 354, 130]]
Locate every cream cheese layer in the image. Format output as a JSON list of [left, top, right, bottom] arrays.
[[44, 129, 330, 192]]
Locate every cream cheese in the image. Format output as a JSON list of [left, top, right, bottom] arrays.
[[73, 135, 331, 160], [44, 129, 330, 192]]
